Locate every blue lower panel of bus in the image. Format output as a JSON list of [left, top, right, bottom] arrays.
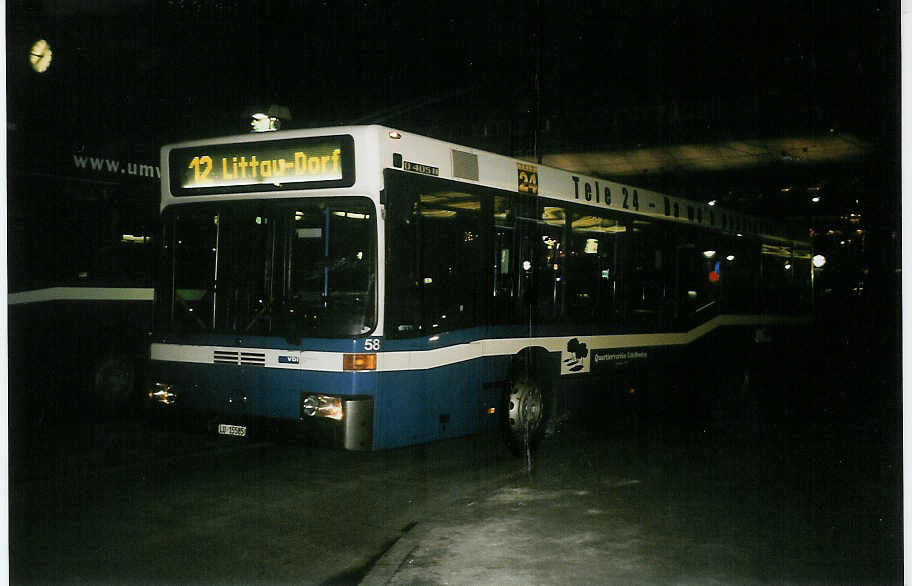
[[146, 355, 505, 451]]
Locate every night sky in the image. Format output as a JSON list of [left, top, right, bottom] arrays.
[[6, 1, 899, 144]]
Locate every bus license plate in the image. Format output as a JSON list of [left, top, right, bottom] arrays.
[[218, 424, 247, 437]]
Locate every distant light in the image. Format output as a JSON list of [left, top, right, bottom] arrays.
[[522, 260, 532, 271], [702, 250, 717, 259], [780, 186, 792, 193], [726, 255, 736, 261], [29, 39, 53, 73], [811, 196, 821, 203], [250, 113, 280, 132], [708, 200, 717, 207], [736, 233, 743, 238], [784, 262, 792, 270], [388, 130, 402, 139], [812, 254, 827, 268]]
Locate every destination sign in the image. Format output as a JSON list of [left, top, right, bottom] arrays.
[[169, 135, 355, 196]]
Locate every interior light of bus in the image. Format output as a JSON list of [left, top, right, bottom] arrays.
[[702, 250, 717, 258], [708, 200, 717, 206], [302, 394, 343, 420], [343, 353, 377, 371], [388, 130, 402, 139], [726, 255, 736, 261], [784, 263, 792, 270]]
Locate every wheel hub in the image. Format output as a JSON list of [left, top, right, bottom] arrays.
[[508, 379, 544, 435]]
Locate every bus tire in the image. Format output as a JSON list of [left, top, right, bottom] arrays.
[[92, 354, 136, 415], [504, 370, 549, 458]]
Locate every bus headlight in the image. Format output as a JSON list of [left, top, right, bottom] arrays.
[[301, 394, 343, 420], [149, 382, 177, 405]]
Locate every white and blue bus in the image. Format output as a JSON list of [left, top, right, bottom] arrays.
[[147, 125, 812, 451]]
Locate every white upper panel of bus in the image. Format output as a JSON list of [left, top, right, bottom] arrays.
[[161, 124, 807, 245]]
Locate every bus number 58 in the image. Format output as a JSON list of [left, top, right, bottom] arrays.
[[364, 339, 381, 351]]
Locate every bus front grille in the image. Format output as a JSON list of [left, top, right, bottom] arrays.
[[213, 350, 267, 366]]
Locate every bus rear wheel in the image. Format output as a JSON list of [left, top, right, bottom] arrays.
[[505, 377, 545, 457]]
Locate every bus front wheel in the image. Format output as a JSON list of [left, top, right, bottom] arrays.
[[505, 376, 545, 457]]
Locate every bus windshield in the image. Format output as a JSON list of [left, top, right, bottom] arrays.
[[156, 197, 376, 339]]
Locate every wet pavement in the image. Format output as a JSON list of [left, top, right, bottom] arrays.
[[364, 416, 900, 585], [8, 390, 901, 585]]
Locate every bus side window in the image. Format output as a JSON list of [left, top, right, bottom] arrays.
[[673, 227, 721, 328], [384, 183, 422, 338], [534, 203, 566, 325], [492, 194, 517, 325], [418, 189, 483, 333], [719, 237, 760, 313], [623, 220, 670, 330], [566, 210, 620, 329]]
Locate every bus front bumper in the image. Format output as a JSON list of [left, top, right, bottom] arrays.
[[145, 384, 374, 451]]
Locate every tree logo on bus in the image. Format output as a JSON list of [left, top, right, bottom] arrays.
[[561, 338, 590, 375]]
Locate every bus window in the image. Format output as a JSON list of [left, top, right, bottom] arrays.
[[384, 179, 422, 337], [673, 227, 721, 328], [760, 243, 794, 314], [418, 189, 484, 333], [214, 208, 273, 334], [170, 210, 219, 332], [384, 171, 485, 337], [760, 243, 811, 315], [533, 204, 566, 325], [280, 201, 377, 337], [719, 237, 760, 313], [492, 194, 518, 324], [566, 210, 621, 328], [623, 220, 670, 330]]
